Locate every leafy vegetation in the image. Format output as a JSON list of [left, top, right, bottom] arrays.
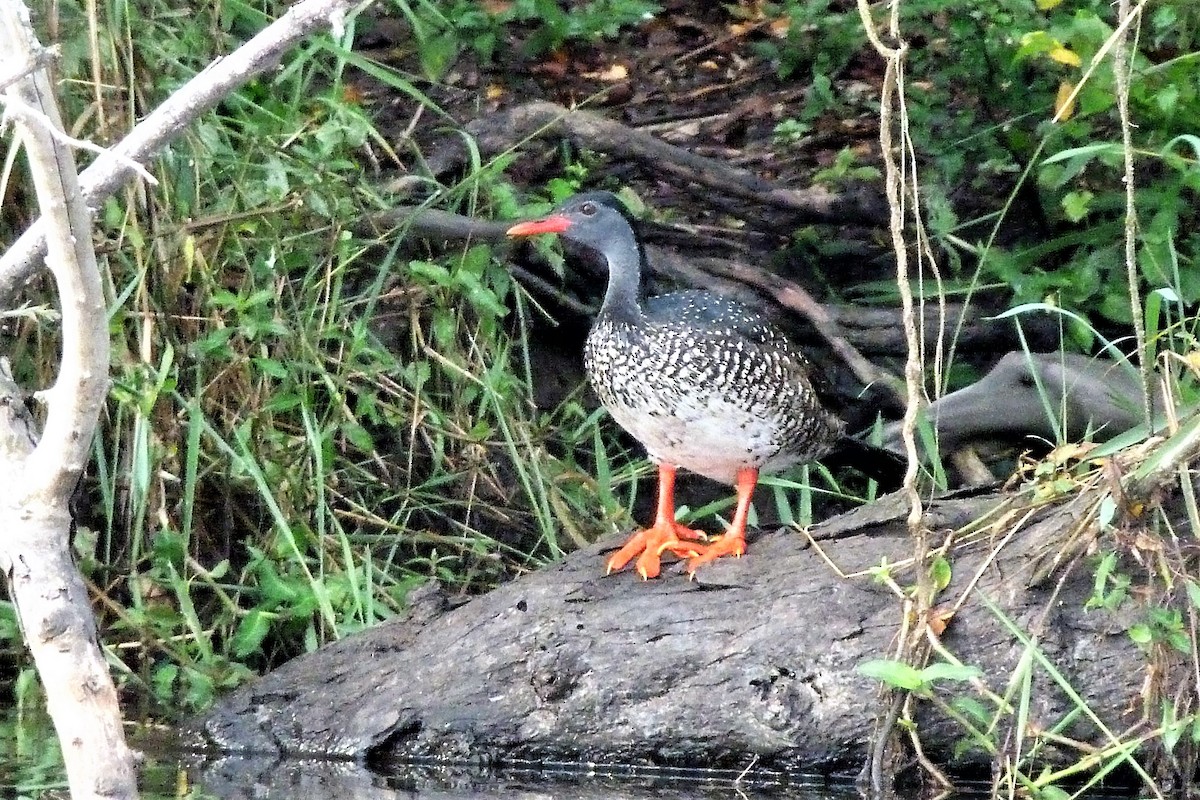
[[766, 0, 1200, 339], [3, 0, 1200, 794], [2, 0, 659, 716]]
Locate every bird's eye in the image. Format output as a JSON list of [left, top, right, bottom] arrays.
[[580, 201, 597, 215]]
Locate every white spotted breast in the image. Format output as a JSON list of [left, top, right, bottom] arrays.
[[584, 290, 844, 485]]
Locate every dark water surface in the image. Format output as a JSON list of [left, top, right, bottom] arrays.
[[189, 754, 864, 800], [2, 708, 860, 799]]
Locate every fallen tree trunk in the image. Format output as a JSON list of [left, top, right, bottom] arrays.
[[193, 486, 1147, 779]]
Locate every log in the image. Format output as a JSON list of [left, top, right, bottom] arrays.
[[192, 486, 1146, 779], [423, 101, 888, 227], [881, 352, 1146, 453]]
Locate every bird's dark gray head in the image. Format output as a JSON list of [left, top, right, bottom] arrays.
[[506, 191, 639, 256], [507, 191, 647, 321]]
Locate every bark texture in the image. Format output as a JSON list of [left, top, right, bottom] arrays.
[[1, 3, 137, 796], [194, 488, 1142, 776]]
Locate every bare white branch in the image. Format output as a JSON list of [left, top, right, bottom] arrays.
[[0, 93, 159, 185], [0, 0, 358, 303], [0, 0, 137, 796], [0, 40, 56, 92]]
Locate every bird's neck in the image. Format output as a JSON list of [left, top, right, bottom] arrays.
[[597, 230, 644, 325]]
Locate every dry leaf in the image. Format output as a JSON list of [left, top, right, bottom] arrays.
[[1049, 45, 1081, 66], [1049, 441, 1096, 464], [1055, 81, 1076, 121], [582, 63, 629, 82], [1134, 530, 1162, 552], [928, 606, 955, 637], [532, 50, 569, 79], [1180, 349, 1200, 376]]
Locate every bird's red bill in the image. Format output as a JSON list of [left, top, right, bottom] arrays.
[[506, 216, 572, 237]]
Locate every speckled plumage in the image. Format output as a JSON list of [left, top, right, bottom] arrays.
[[585, 290, 843, 484], [522, 191, 845, 486], [508, 192, 894, 576]]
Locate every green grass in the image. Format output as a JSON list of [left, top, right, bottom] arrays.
[[1, 0, 661, 715], [5, 9, 1200, 797]]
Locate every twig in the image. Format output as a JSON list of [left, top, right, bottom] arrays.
[[1113, 0, 1151, 424], [670, 17, 771, 66], [904, 692, 954, 790], [0, 93, 159, 184], [0, 0, 358, 304]]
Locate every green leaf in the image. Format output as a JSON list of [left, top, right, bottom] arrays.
[[1034, 785, 1071, 800], [232, 609, 273, 658], [152, 663, 179, 701], [152, 529, 186, 571], [920, 662, 983, 683], [1155, 83, 1180, 115], [1128, 623, 1152, 646], [1162, 701, 1185, 754], [1185, 579, 1200, 610], [341, 421, 375, 453], [951, 695, 993, 726], [409, 260, 453, 287], [929, 556, 952, 593], [859, 659, 925, 690], [253, 357, 289, 380], [418, 31, 459, 81], [182, 666, 216, 710], [1060, 190, 1093, 222], [1014, 31, 1062, 62], [1041, 142, 1121, 166], [1097, 495, 1117, 529], [254, 559, 299, 607]]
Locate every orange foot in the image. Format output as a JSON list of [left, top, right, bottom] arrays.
[[685, 531, 745, 574], [686, 466, 758, 576], [606, 519, 707, 580], [605, 463, 709, 579]]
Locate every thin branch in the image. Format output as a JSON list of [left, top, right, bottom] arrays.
[[1113, 0, 1151, 423], [0, 93, 159, 184], [0, 0, 358, 303]]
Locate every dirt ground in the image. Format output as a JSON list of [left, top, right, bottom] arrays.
[[355, 3, 886, 250]]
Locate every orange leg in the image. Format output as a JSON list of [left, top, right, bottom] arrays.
[[606, 464, 708, 579], [687, 466, 757, 574]]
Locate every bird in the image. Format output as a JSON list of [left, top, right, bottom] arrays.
[[507, 191, 900, 579]]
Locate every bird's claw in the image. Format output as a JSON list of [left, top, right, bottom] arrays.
[[607, 521, 707, 579]]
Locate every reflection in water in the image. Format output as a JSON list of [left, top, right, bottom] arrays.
[[2, 708, 856, 800], [190, 752, 860, 800]]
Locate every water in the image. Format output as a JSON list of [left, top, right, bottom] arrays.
[[2, 708, 861, 799]]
